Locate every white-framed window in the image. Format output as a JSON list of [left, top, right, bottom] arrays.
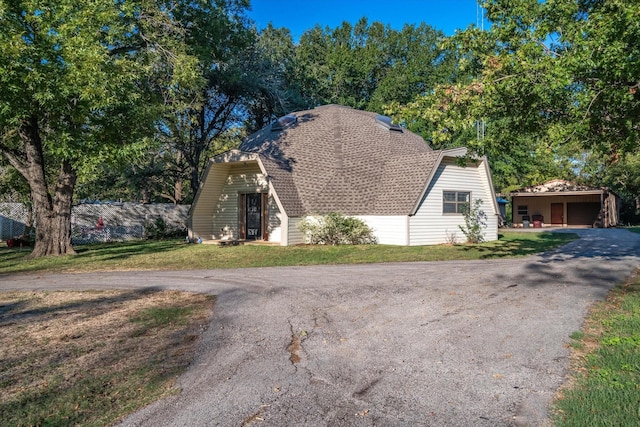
[[517, 205, 528, 216], [443, 191, 470, 214]]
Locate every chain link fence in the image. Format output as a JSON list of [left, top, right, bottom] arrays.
[[0, 203, 28, 241], [1, 202, 189, 245]]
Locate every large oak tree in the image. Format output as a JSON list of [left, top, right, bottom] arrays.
[[0, 0, 228, 257]]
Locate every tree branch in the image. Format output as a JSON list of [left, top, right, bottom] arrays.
[[583, 89, 604, 120], [3, 150, 29, 178]]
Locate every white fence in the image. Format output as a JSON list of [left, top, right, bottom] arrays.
[[0, 203, 28, 241]]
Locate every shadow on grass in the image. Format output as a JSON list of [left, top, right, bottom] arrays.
[[0, 287, 164, 326], [74, 239, 186, 261], [0, 287, 210, 427], [0, 239, 188, 275], [463, 232, 578, 259]]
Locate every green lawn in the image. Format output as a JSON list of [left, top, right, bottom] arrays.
[[0, 231, 577, 275], [548, 222, 640, 426], [555, 270, 640, 426]]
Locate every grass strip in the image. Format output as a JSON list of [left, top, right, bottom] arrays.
[[0, 290, 214, 427], [0, 231, 577, 275], [555, 269, 640, 426]]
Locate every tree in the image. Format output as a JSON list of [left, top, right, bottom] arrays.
[[158, 0, 253, 200], [74, 20, 300, 206], [159, 19, 305, 200], [482, 0, 640, 158], [390, 0, 640, 193], [242, 25, 309, 132], [294, 19, 458, 112], [0, 0, 225, 257]]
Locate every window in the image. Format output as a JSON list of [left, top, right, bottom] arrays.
[[517, 205, 528, 216], [443, 191, 470, 214]]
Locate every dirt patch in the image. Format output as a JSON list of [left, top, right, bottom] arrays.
[[0, 289, 214, 426], [287, 324, 307, 364]]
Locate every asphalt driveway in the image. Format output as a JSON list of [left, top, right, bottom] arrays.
[[2, 228, 640, 426]]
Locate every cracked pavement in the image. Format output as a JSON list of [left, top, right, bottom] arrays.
[[2, 228, 639, 426]]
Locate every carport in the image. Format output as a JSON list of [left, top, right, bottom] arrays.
[[511, 179, 620, 228]]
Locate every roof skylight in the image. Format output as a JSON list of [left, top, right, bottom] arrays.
[[375, 115, 403, 132], [271, 114, 298, 132]]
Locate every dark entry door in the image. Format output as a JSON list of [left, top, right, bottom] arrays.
[[551, 203, 563, 225], [245, 193, 262, 240]]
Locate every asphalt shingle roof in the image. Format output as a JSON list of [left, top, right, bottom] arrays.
[[239, 104, 441, 216], [512, 179, 606, 194]]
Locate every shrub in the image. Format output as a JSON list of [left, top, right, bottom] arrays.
[[144, 217, 186, 240], [298, 212, 377, 245], [444, 229, 460, 245], [458, 199, 488, 243]]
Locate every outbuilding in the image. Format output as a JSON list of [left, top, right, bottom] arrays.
[[188, 105, 500, 245], [510, 179, 620, 228]]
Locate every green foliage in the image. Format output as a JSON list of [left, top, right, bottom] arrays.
[[298, 212, 377, 245], [391, 0, 640, 194], [0, 0, 227, 256], [0, 0, 198, 162], [294, 18, 459, 112], [459, 199, 488, 243], [144, 217, 186, 240]]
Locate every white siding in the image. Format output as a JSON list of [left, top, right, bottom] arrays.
[[477, 159, 500, 241], [191, 159, 283, 242], [287, 217, 306, 245], [355, 215, 409, 245], [190, 163, 231, 240], [267, 194, 282, 243], [288, 215, 408, 246], [211, 163, 268, 240], [410, 158, 498, 245]]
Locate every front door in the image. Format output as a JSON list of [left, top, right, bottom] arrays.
[[245, 193, 262, 240], [551, 203, 563, 225]]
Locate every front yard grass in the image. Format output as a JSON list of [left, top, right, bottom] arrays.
[[0, 231, 577, 275], [0, 289, 214, 427], [555, 269, 640, 426]]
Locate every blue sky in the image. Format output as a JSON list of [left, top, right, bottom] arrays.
[[247, 0, 488, 40]]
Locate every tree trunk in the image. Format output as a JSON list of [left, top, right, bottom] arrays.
[[9, 115, 77, 258], [190, 166, 200, 200], [29, 160, 77, 258], [174, 180, 182, 204]]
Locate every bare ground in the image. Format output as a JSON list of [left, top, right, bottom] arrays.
[[0, 289, 214, 426]]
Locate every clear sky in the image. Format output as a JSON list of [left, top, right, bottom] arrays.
[[247, 0, 488, 40]]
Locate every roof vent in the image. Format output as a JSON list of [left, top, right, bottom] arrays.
[[271, 114, 298, 132], [375, 115, 403, 132]]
